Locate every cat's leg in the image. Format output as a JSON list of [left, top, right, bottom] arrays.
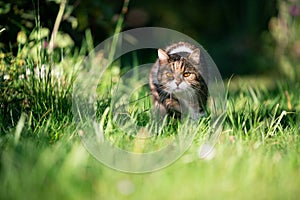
[[178, 98, 206, 120], [152, 100, 167, 119], [187, 102, 206, 120], [165, 98, 181, 112]]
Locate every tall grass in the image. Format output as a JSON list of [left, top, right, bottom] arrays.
[[0, 25, 84, 141], [0, 78, 299, 199]]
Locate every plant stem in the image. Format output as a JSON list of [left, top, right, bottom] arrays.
[[48, 0, 68, 54]]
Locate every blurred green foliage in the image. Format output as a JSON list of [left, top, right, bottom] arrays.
[[268, 0, 300, 81], [0, 0, 296, 77], [0, 0, 122, 51], [128, 0, 278, 76]]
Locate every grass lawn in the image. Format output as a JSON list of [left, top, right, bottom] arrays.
[[1, 54, 299, 200]]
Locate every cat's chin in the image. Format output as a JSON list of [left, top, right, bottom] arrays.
[[167, 88, 183, 94], [166, 88, 182, 94]]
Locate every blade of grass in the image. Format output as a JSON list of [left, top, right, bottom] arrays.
[[14, 113, 26, 145], [107, 0, 130, 63]]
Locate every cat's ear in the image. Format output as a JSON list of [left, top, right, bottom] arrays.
[[188, 49, 200, 64], [158, 49, 169, 63]]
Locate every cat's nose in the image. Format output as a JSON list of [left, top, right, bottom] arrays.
[[175, 81, 181, 86]]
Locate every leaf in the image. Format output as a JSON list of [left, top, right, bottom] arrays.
[[0, 3, 11, 15], [17, 31, 27, 44], [29, 28, 50, 41], [55, 32, 74, 48]]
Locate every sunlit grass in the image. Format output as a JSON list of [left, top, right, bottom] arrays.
[[1, 67, 299, 199], [1, 33, 299, 198]]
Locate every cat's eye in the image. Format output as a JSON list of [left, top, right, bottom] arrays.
[[183, 72, 191, 77], [166, 72, 173, 77]]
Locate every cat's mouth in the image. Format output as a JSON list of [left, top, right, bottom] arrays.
[[169, 87, 184, 94]]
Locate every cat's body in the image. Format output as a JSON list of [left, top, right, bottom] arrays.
[[149, 42, 208, 120]]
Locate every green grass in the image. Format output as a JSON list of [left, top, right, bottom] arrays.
[[1, 46, 300, 200]]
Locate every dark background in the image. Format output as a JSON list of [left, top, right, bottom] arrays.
[[0, 0, 278, 77]]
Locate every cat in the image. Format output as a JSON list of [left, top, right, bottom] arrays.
[[149, 42, 208, 120]]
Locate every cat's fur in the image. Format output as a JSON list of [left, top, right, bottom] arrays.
[[149, 42, 208, 120]]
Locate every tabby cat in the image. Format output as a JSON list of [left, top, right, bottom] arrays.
[[149, 42, 208, 120]]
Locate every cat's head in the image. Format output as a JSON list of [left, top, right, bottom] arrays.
[[156, 47, 203, 95]]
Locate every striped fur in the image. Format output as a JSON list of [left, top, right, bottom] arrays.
[[149, 42, 208, 120]]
